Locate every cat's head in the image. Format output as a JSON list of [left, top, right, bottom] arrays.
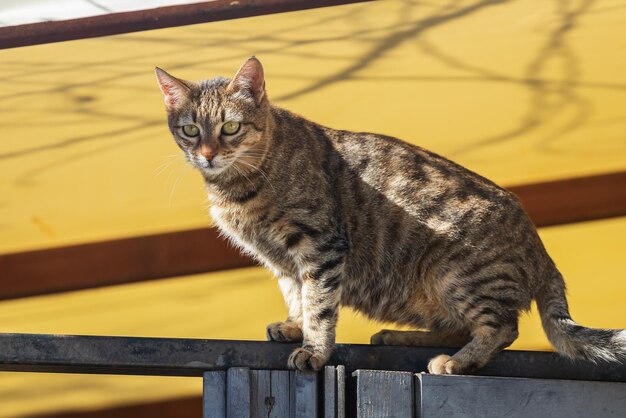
[[155, 57, 269, 177]]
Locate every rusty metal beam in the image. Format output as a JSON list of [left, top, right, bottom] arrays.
[[30, 397, 202, 418], [0, 228, 254, 301], [511, 171, 626, 228], [1, 333, 625, 382], [0, 0, 376, 50], [0, 171, 624, 301]]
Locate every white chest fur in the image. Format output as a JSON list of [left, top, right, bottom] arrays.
[[208, 198, 305, 279]]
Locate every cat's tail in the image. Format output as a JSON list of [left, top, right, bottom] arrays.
[[535, 271, 626, 363]]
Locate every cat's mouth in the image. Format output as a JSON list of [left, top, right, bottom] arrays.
[[198, 161, 220, 171], [191, 156, 232, 175], [199, 160, 214, 169]]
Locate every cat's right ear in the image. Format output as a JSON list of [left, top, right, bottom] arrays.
[[227, 56, 265, 105], [155, 67, 191, 111]]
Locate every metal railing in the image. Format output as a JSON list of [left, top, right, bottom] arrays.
[[2, 333, 626, 417], [0, 0, 376, 50]]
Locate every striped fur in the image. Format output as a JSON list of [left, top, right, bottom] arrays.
[[156, 57, 626, 373]]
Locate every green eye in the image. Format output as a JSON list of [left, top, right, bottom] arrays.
[[221, 121, 241, 135], [182, 124, 200, 137]]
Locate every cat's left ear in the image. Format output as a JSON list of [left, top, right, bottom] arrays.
[[155, 67, 191, 111], [227, 56, 265, 105]]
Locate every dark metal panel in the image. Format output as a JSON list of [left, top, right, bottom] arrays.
[[332, 342, 626, 382], [1, 333, 625, 382], [416, 373, 626, 418], [0, 0, 376, 50], [270, 370, 290, 418], [292, 371, 318, 418], [203, 371, 226, 418], [353, 370, 413, 417], [227, 367, 251, 418]]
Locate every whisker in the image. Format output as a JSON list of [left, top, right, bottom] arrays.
[[239, 152, 280, 166], [169, 175, 182, 207], [237, 158, 276, 193], [153, 161, 172, 177], [154, 153, 187, 177], [232, 161, 256, 190]]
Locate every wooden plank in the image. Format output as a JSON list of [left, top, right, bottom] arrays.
[[292, 371, 318, 418], [324, 366, 337, 418], [203, 371, 226, 418], [250, 370, 271, 418], [227, 368, 251, 418], [354, 370, 413, 417], [270, 370, 290, 418], [1, 171, 624, 301], [416, 373, 626, 418], [336, 366, 346, 418], [0, 0, 376, 50], [26, 371, 626, 418], [289, 372, 296, 418], [324, 366, 346, 418]]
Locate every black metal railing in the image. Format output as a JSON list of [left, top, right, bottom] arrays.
[[1, 333, 625, 380]]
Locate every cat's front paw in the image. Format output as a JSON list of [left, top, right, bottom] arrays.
[[266, 321, 303, 343], [287, 347, 326, 372], [427, 354, 462, 375]]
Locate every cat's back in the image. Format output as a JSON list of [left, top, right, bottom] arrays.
[[272, 108, 531, 242], [327, 128, 520, 222]]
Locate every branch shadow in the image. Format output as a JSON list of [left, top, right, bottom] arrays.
[[447, 0, 599, 157], [0, 0, 622, 182]]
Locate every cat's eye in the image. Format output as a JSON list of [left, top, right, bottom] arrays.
[[182, 124, 200, 137], [221, 121, 241, 135]]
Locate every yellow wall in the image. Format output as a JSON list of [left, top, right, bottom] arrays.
[[1, 0, 625, 253], [0, 0, 624, 416]]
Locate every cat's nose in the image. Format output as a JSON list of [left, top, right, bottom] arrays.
[[199, 143, 218, 161]]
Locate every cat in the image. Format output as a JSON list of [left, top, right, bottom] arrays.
[[155, 56, 626, 374]]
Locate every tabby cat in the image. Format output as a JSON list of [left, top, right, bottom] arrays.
[[155, 57, 625, 374]]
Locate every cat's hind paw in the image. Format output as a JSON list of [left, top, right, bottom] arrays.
[[287, 347, 325, 372], [266, 321, 303, 343], [370, 329, 395, 345]]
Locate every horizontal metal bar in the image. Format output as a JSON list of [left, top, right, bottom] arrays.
[[0, 0, 376, 50], [513, 171, 626, 228], [0, 333, 624, 381], [0, 228, 254, 301], [39, 396, 203, 418]]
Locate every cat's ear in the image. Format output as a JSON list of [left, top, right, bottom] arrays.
[[227, 56, 265, 105], [155, 67, 191, 111]]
